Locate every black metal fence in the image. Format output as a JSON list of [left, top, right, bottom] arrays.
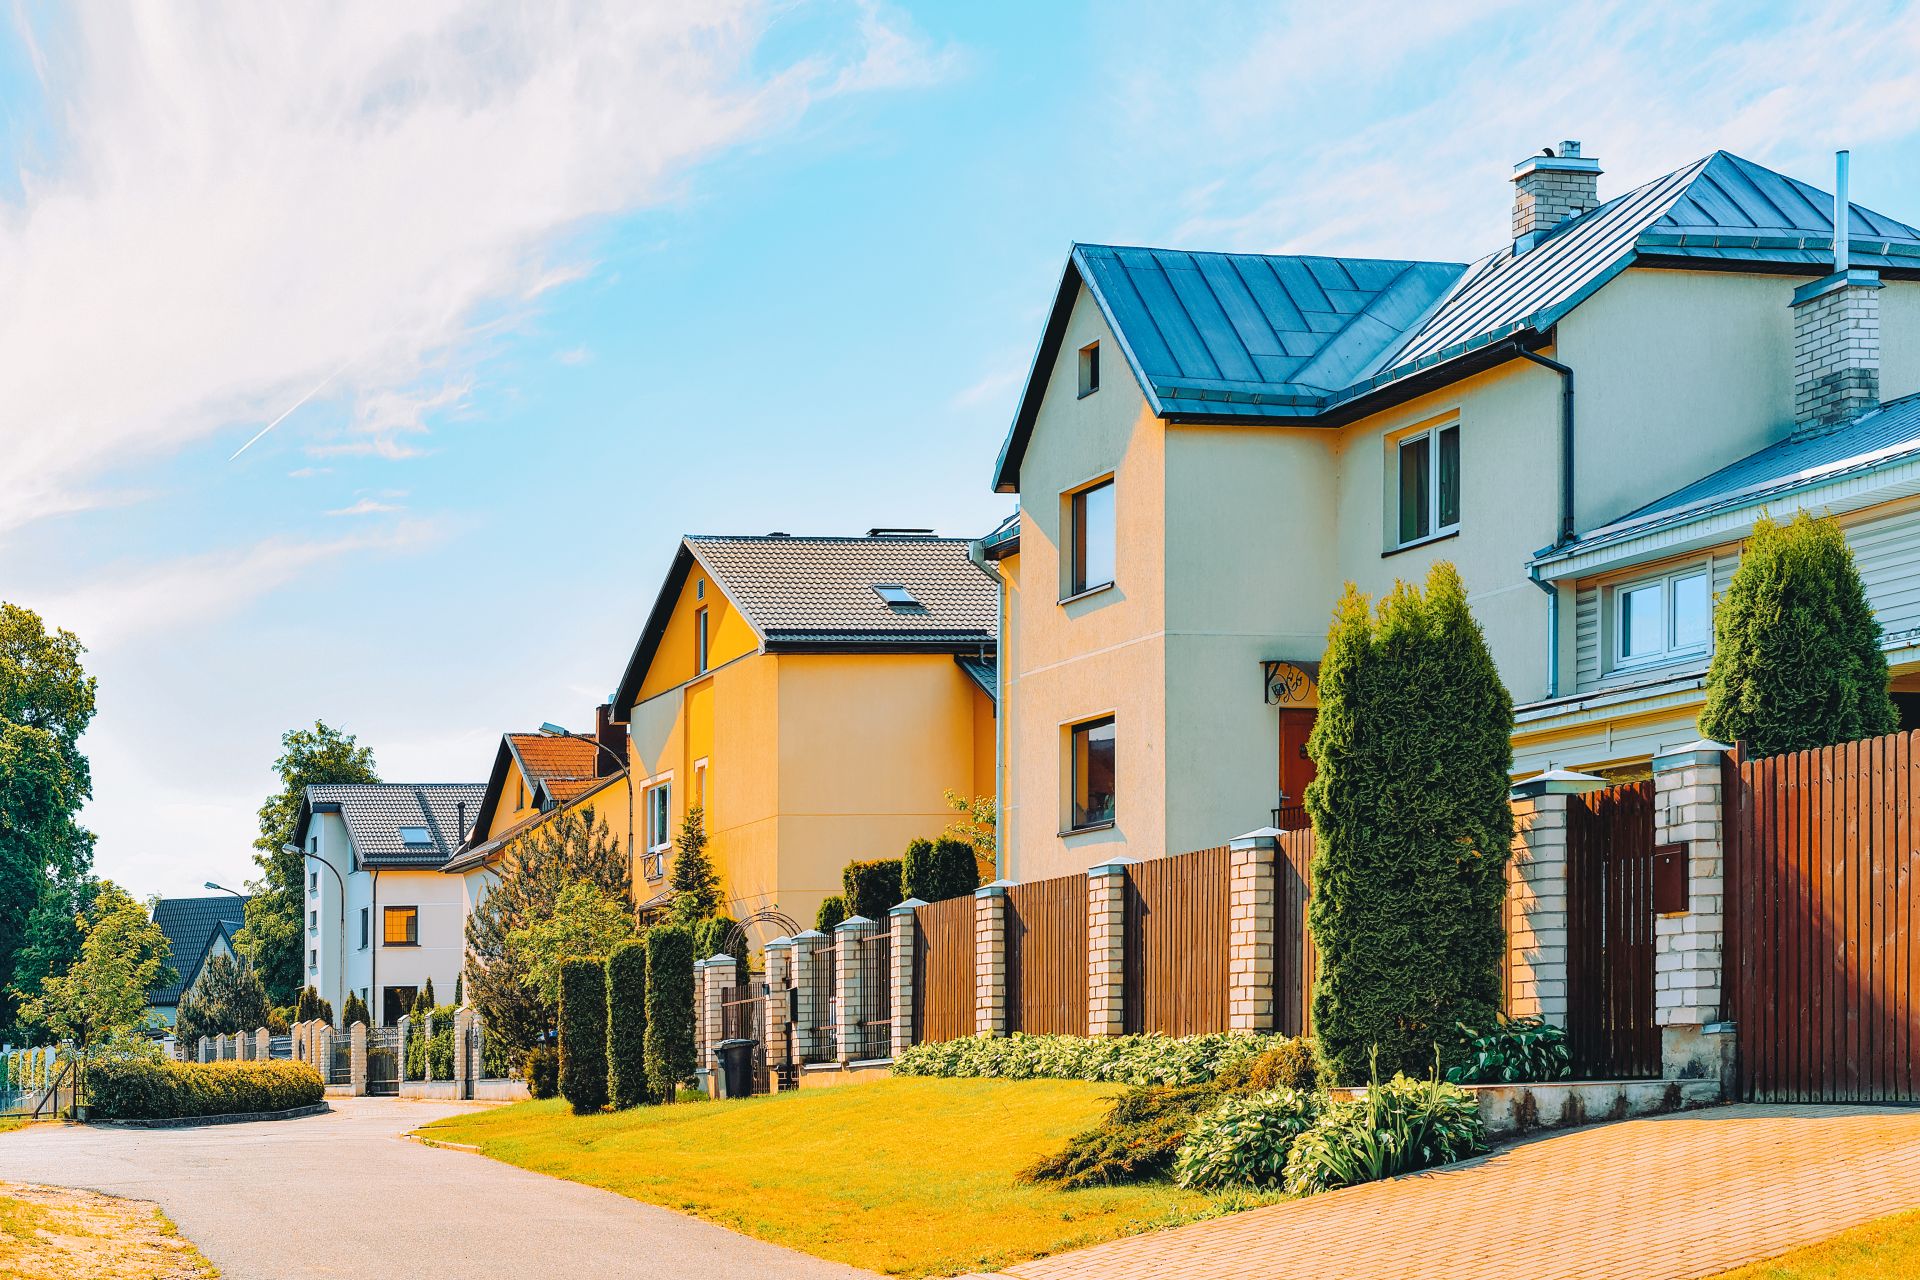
[[366, 1027, 400, 1096], [803, 943, 837, 1064], [268, 1035, 292, 1060], [855, 932, 893, 1061], [720, 984, 770, 1095], [327, 1034, 352, 1087]]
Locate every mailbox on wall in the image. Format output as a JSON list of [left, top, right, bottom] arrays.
[[1653, 842, 1690, 915]]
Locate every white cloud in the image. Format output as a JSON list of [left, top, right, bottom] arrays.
[[325, 497, 406, 518], [0, 1, 949, 532]]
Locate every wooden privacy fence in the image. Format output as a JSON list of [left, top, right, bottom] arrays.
[[1007, 875, 1088, 1036], [913, 894, 977, 1044], [1726, 731, 1920, 1103], [1124, 847, 1231, 1036], [1565, 779, 1660, 1079], [1275, 828, 1316, 1037]]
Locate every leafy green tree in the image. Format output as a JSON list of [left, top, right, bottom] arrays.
[[21, 884, 171, 1093], [466, 805, 633, 1058], [1306, 563, 1514, 1083], [238, 722, 379, 1003], [0, 602, 98, 1036], [507, 882, 637, 1006], [943, 790, 997, 882], [668, 806, 719, 924], [174, 952, 270, 1043], [814, 895, 847, 932], [1700, 512, 1899, 757]]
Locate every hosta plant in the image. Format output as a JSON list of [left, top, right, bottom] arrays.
[[1174, 1088, 1320, 1190], [1283, 1050, 1485, 1196], [893, 1031, 1293, 1087], [1446, 1014, 1572, 1085]]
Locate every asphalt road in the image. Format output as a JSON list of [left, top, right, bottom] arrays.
[[0, 1097, 877, 1280]]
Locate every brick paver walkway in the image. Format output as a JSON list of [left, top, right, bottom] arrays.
[[992, 1105, 1920, 1280]]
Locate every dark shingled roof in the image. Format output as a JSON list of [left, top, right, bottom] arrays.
[[299, 782, 487, 869], [149, 895, 249, 1006]]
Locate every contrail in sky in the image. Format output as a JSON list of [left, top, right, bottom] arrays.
[[227, 367, 344, 460]]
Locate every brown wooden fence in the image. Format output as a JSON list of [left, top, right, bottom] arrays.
[[1275, 828, 1316, 1036], [1566, 780, 1660, 1079], [913, 894, 976, 1044], [1007, 874, 1088, 1036], [1726, 731, 1920, 1103], [1124, 846, 1230, 1036]]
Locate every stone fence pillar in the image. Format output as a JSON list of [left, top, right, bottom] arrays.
[[396, 1015, 411, 1082], [198, 1036, 211, 1064], [423, 1011, 435, 1085], [1652, 740, 1736, 1087], [1506, 769, 1603, 1025], [1087, 861, 1131, 1037], [890, 899, 924, 1058], [973, 882, 1009, 1037], [452, 1010, 470, 1099], [256, 1027, 271, 1060], [834, 916, 880, 1063], [350, 1021, 368, 1096], [789, 930, 827, 1065], [763, 937, 793, 1087], [314, 1025, 333, 1080], [696, 955, 734, 1081], [1227, 830, 1279, 1033]]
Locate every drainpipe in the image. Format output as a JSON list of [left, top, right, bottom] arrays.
[[1519, 346, 1576, 700], [1528, 564, 1560, 700], [967, 537, 1008, 881]]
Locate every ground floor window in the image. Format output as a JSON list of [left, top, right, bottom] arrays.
[[382, 986, 418, 1026], [1069, 715, 1116, 830]]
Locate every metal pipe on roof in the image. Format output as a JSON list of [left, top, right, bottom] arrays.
[[1835, 150, 1851, 273], [1518, 348, 1578, 546]]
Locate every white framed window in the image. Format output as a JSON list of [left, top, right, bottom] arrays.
[[1065, 477, 1116, 598], [1395, 422, 1461, 546], [309, 909, 317, 932], [1077, 341, 1100, 397], [1614, 565, 1712, 668], [309, 948, 317, 972], [644, 781, 672, 879], [309, 869, 318, 893], [695, 608, 710, 675]]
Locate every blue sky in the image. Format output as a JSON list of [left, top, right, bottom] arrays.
[[4, 0, 1919, 900]]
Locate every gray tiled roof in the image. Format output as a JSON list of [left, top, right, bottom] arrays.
[[688, 535, 998, 646], [149, 895, 249, 1006], [306, 782, 487, 869]]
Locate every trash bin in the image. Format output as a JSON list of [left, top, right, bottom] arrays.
[[715, 1038, 758, 1098]]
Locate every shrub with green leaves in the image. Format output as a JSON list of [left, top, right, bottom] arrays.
[[605, 938, 650, 1109], [643, 925, 696, 1101], [902, 837, 979, 904], [557, 957, 608, 1114], [521, 1045, 559, 1100], [1214, 1037, 1327, 1094], [341, 992, 370, 1028], [1447, 1015, 1572, 1085], [1019, 1084, 1221, 1188], [1283, 1058, 1485, 1196], [1700, 511, 1898, 757], [814, 895, 848, 933], [842, 858, 905, 920], [1174, 1088, 1320, 1190], [892, 1031, 1294, 1087], [85, 1058, 323, 1120], [1307, 563, 1513, 1082]]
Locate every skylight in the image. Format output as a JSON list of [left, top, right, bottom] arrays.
[[873, 584, 918, 607], [398, 825, 432, 846]]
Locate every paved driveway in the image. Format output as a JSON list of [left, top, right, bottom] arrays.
[[989, 1104, 1920, 1280], [0, 1098, 874, 1280]]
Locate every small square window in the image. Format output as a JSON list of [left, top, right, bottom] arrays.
[[1068, 479, 1116, 597], [398, 826, 432, 846], [1069, 716, 1116, 830], [873, 584, 918, 606], [1077, 342, 1100, 398], [383, 906, 419, 946]]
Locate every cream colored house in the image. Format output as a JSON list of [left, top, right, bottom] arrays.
[[984, 142, 1920, 883]]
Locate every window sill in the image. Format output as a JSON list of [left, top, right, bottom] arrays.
[[1058, 581, 1115, 606], [1382, 528, 1460, 559], [382, 942, 420, 949], [1059, 820, 1116, 838], [1610, 650, 1710, 679]]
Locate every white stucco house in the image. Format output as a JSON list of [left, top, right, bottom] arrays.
[[293, 782, 484, 1025]]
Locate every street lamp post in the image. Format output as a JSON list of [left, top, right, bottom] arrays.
[[539, 721, 634, 865], [282, 846, 347, 1020]]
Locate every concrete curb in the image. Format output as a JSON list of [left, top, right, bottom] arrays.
[[94, 1101, 331, 1130]]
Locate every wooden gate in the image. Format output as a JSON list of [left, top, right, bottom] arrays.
[[1007, 875, 1087, 1036], [1274, 828, 1316, 1036], [913, 894, 977, 1044], [1726, 732, 1920, 1102], [1124, 847, 1230, 1036], [1566, 780, 1659, 1078]]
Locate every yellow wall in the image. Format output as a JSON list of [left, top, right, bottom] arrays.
[[636, 560, 759, 702], [481, 752, 538, 842]]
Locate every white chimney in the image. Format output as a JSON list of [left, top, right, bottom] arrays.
[[1789, 150, 1881, 430], [1512, 140, 1602, 253]]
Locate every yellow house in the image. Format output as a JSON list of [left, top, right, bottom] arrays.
[[610, 532, 998, 932]]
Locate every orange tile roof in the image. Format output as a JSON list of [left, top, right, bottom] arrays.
[[506, 733, 600, 788]]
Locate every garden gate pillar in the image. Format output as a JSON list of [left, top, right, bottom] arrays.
[[216, 1033, 229, 1060], [789, 930, 827, 1065], [1227, 830, 1280, 1033], [198, 1036, 211, 1064], [1506, 771, 1602, 1025], [973, 882, 1010, 1037], [314, 1026, 332, 1080], [834, 917, 880, 1063], [1086, 860, 1131, 1037], [350, 1021, 368, 1096], [1652, 740, 1736, 1088], [763, 937, 793, 1086], [696, 955, 734, 1086], [451, 1010, 470, 1099], [889, 899, 925, 1058], [256, 1027, 270, 1059]]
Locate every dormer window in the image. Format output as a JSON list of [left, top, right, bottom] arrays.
[[1078, 342, 1100, 397], [398, 825, 432, 846], [874, 584, 918, 607]]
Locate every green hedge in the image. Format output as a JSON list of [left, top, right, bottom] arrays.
[[558, 957, 608, 1114], [902, 837, 978, 903], [85, 1058, 323, 1120], [643, 924, 696, 1100], [405, 1004, 458, 1081], [892, 1032, 1295, 1087], [843, 858, 904, 920], [606, 938, 650, 1109], [522, 1045, 559, 1100], [814, 895, 848, 932]]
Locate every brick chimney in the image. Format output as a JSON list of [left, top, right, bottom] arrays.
[[1512, 141, 1602, 252], [1791, 151, 1881, 430], [594, 702, 625, 778]]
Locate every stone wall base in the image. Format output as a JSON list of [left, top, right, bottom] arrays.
[[797, 1060, 892, 1091], [1662, 1021, 1738, 1094], [1333, 1077, 1723, 1140]]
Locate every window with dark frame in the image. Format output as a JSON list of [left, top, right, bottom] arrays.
[[359, 907, 369, 950], [695, 607, 710, 675], [382, 905, 419, 946], [1396, 423, 1460, 545], [1069, 479, 1116, 596], [1077, 341, 1100, 397], [1069, 716, 1116, 830]]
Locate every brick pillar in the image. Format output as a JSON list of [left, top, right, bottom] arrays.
[[835, 917, 880, 1063], [1227, 830, 1279, 1033], [350, 1022, 368, 1096], [698, 955, 733, 1083], [763, 937, 792, 1086], [314, 1026, 332, 1079], [1087, 861, 1130, 1037], [1653, 740, 1737, 1089], [198, 1036, 211, 1064], [452, 1010, 470, 1099], [973, 883, 1009, 1037], [1505, 772, 1599, 1026], [889, 899, 924, 1058], [790, 930, 826, 1064]]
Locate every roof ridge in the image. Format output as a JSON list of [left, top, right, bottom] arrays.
[[1071, 241, 1453, 270]]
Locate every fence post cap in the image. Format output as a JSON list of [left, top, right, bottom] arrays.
[[792, 929, 828, 941], [1651, 740, 1734, 772], [1510, 767, 1608, 799], [890, 898, 928, 914], [833, 915, 876, 931], [1086, 857, 1136, 877], [973, 881, 1010, 898], [1229, 827, 1283, 850], [697, 953, 736, 968], [763, 935, 794, 950]]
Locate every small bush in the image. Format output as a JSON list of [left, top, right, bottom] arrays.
[[1447, 1015, 1572, 1085], [606, 938, 650, 1109], [893, 1031, 1293, 1087], [1174, 1088, 1319, 1190], [814, 895, 848, 933], [1019, 1084, 1220, 1188], [643, 925, 696, 1101], [842, 858, 905, 920], [85, 1059, 323, 1120], [522, 1046, 559, 1100], [1215, 1038, 1328, 1094], [1283, 1057, 1485, 1196], [902, 837, 979, 904], [558, 957, 608, 1114], [266, 1007, 291, 1036], [341, 992, 371, 1028]]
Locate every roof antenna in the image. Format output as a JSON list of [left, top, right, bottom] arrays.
[[1834, 150, 1851, 274]]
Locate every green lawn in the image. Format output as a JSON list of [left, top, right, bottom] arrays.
[[1707, 1209, 1920, 1279], [419, 1078, 1244, 1276]]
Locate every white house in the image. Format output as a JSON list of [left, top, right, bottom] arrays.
[[293, 782, 483, 1025]]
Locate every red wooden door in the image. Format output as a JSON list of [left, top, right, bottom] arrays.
[[1277, 709, 1317, 830]]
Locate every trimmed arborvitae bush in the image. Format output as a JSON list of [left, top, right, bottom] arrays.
[[86, 1059, 323, 1120], [842, 858, 905, 920], [903, 836, 979, 903], [643, 925, 696, 1102], [692, 915, 746, 985], [522, 1046, 559, 1099], [341, 992, 370, 1028], [606, 938, 651, 1109], [815, 895, 848, 933], [1306, 562, 1514, 1083], [557, 957, 608, 1114], [1700, 511, 1898, 757]]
